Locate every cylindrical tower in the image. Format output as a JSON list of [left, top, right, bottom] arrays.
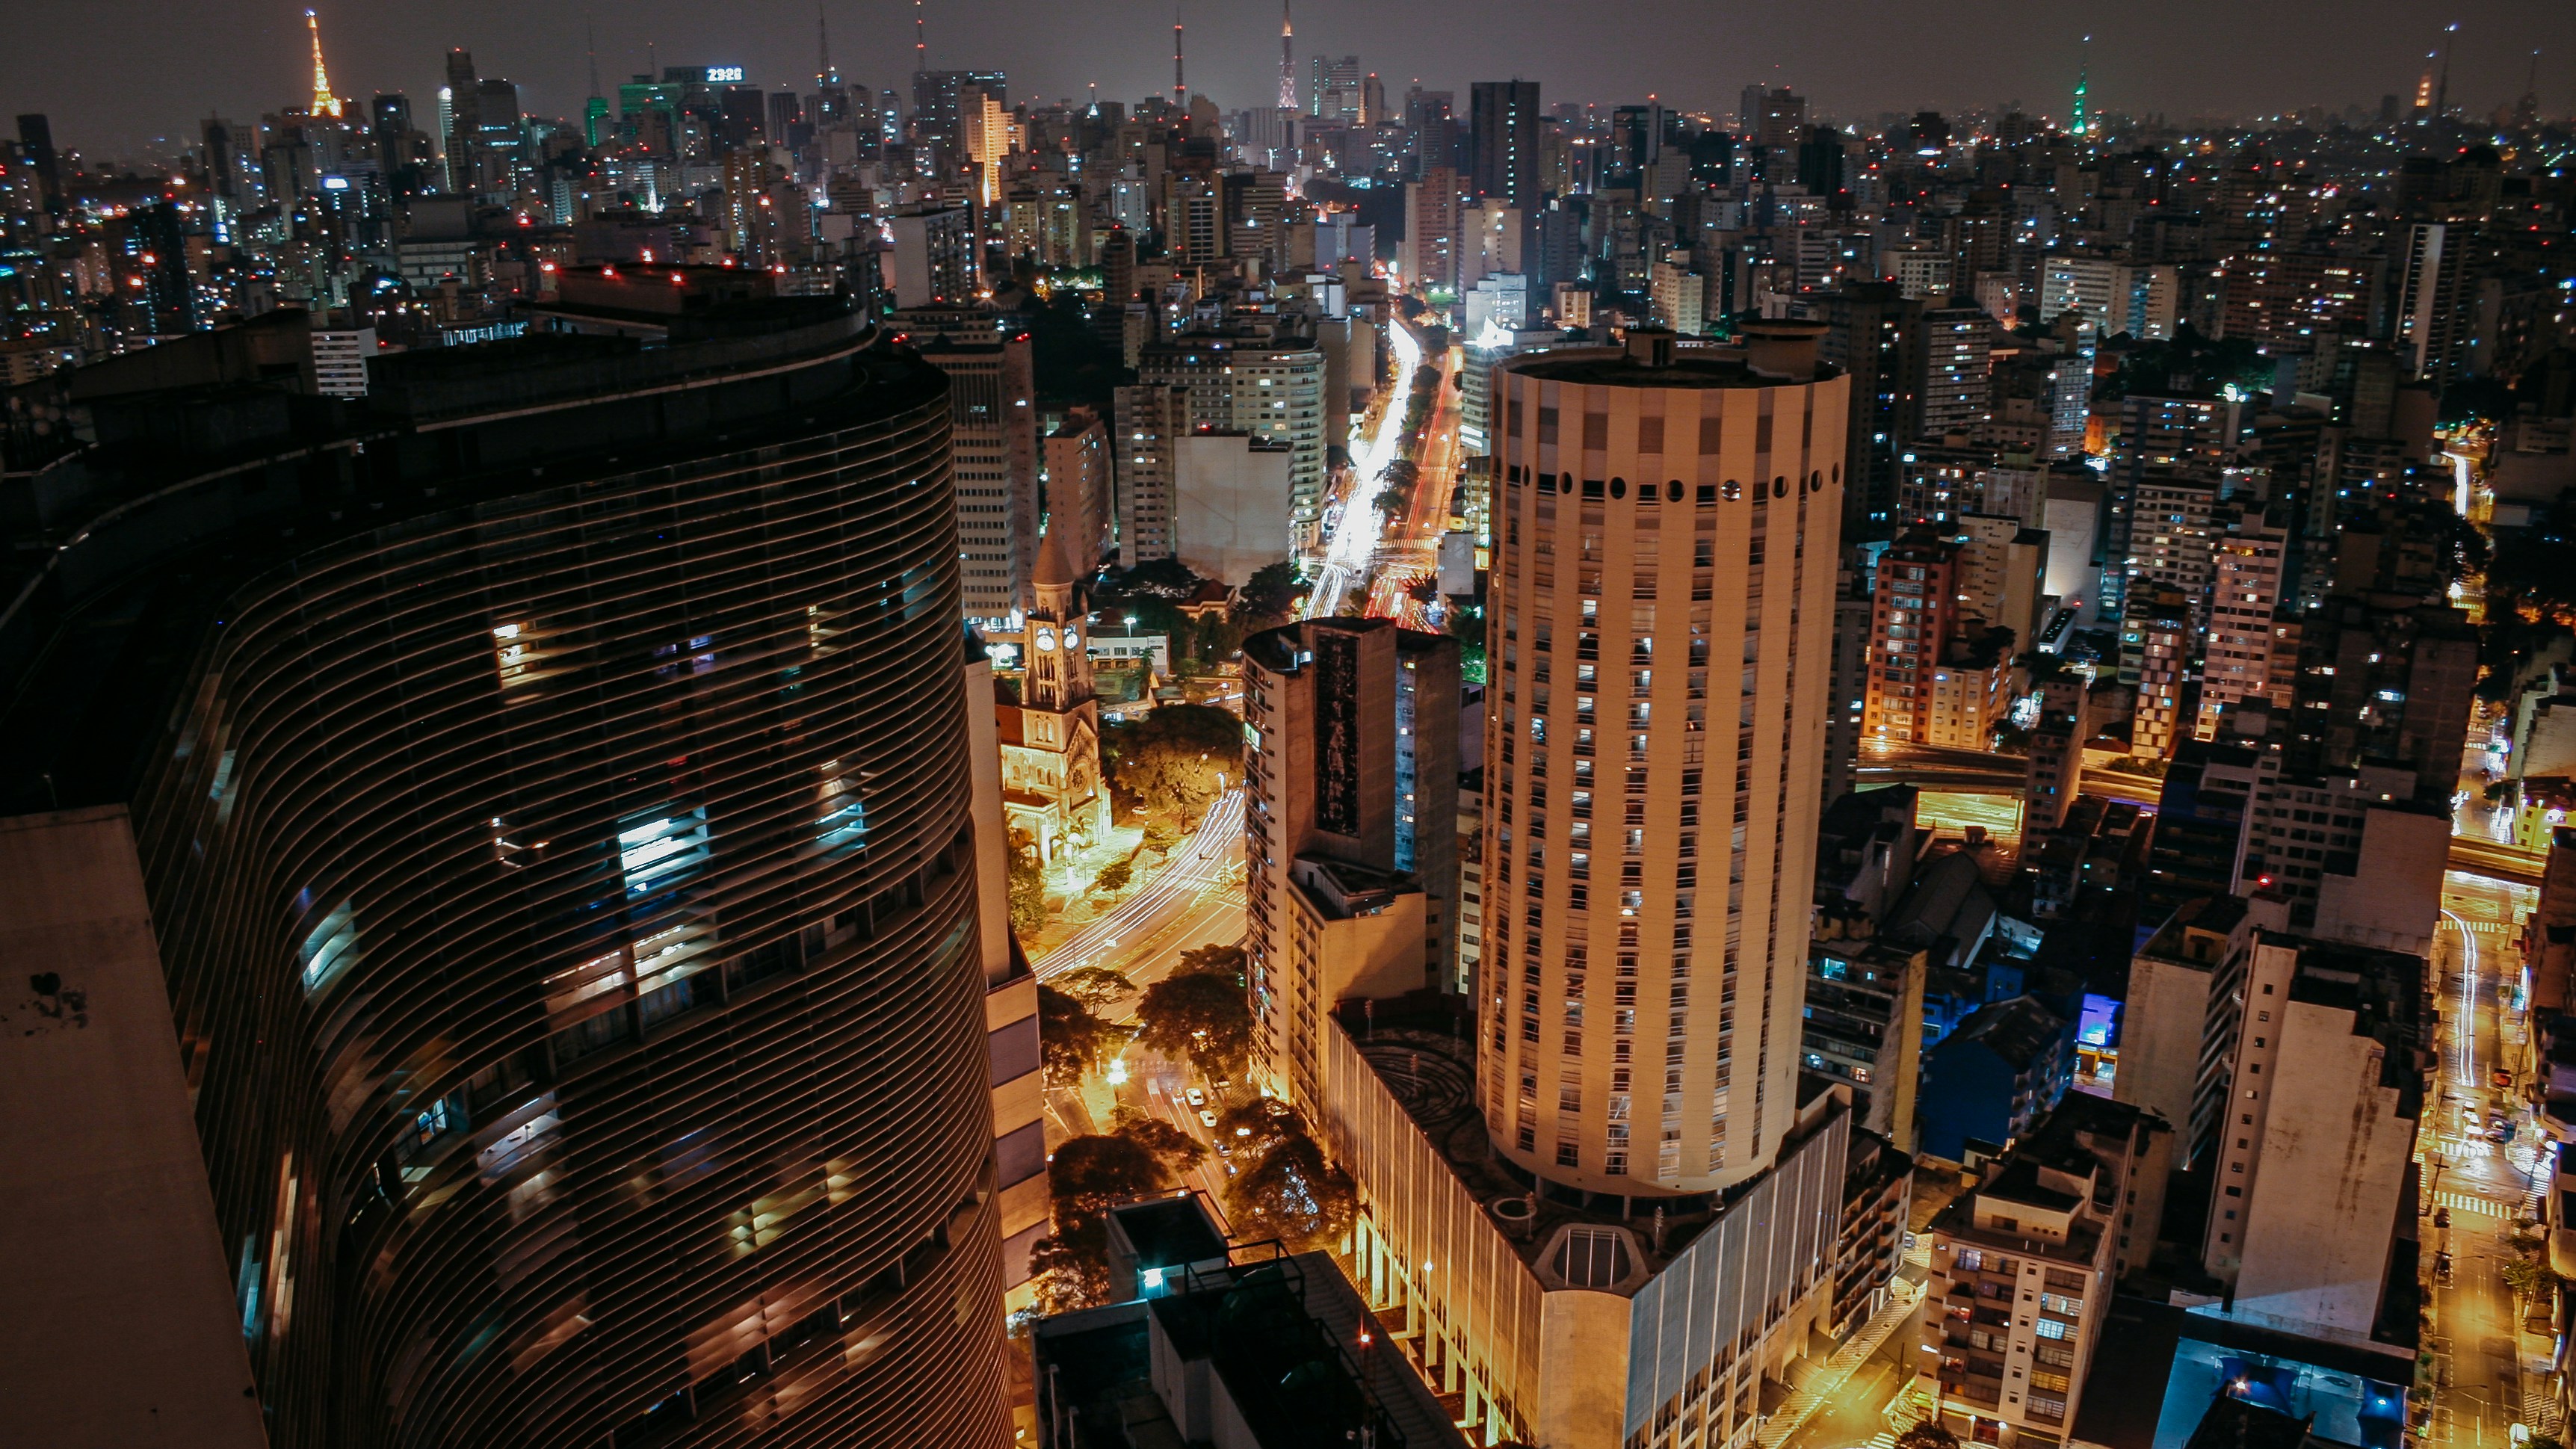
[[1480, 323, 1846, 1197]]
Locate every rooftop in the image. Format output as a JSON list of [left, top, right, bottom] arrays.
[[1032, 1249, 1468, 1449], [0, 306, 925, 817], [1334, 993, 1849, 1289]]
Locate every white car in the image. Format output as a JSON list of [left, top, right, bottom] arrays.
[[1198, 1109, 1219, 1128], [1185, 1087, 1207, 1108]]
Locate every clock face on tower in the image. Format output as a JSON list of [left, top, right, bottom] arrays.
[[1063, 628, 1079, 649], [1035, 629, 1057, 652]]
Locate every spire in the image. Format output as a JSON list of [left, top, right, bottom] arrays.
[[1279, 0, 1297, 111], [587, 13, 602, 102], [1174, 3, 1187, 108], [818, 1, 837, 88], [915, 0, 926, 72], [1032, 525, 1077, 592], [305, 10, 342, 119]]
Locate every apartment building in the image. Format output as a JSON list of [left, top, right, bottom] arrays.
[[1919, 1093, 2172, 1449]]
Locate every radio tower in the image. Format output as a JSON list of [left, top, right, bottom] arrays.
[[1279, 1, 1297, 111], [304, 10, 342, 119], [817, 2, 838, 90], [2434, 22, 2459, 121], [2069, 34, 2089, 138], [915, 0, 927, 72], [1173, 4, 1187, 107]]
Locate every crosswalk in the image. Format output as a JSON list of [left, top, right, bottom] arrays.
[[2433, 1190, 2506, 1217]]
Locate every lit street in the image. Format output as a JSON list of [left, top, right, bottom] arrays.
[[2423, 869, 2548, 1449], [1308, 316, 1427, 619]]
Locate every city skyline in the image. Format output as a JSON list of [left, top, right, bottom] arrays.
[[11, 0, 2576, 156]]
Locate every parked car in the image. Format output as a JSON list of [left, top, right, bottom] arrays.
[[1185, 1087, 1207, 1107], [1198, 1109, 1218, 1128]]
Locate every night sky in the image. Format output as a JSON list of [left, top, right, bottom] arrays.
[[9, 0, 2576, 157]]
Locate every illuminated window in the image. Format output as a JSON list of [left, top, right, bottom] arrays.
[[297, 900, 361, 995]]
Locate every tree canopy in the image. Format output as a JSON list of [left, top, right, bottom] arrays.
[[1104, 704, 1243, 825], [1134, 968, 1255, 1084], [1053, 966, 1136, 1014], [1037, 984, 1118, 1088], [1217, 1097, 1356, 1252], [1007, 827, 1048, 937], [1110, 1106, 1209, 1176], [1025, 1119, 1197, 1314], [1173, 942, 1247, 983], [1237, 560, 1305, 623]]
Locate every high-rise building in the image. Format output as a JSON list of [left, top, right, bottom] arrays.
[[1112, 383, 1188, 568], [1908, 303, 1995, 440], [442, 49, 479, 194], [1405, 165, 1461, 296], [2040, 256, 2178, 341], [1460, 197, 1523, 294], [1043, 407, 1114, 572], [1243, 618, 1462, 1107], [1469, 80, 1542, 208], [1917, 1093, 2172, 1448], [1308, 55, 1363, 123], [911, 69, 1007, 164], [2196, 935, 2424, 1337], [0, 296, 1013, 1447], [2282, 594, 2479, 785], [1742, 86, 1807, 153], [1483, 321, 1847, 1192], [2120, 584, 2193, 760], [13, 113, 63, 217], [898, 309, 1043, 623], [2396, 222, 2461, 381], [888, 204, 979, 306], [1864, 533, 1963, 747], [2195, 507, 2291, 738], [1137, 335, 1327, 553]]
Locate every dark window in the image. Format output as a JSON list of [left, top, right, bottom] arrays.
[[997, 1120, 1046, 1187], [987, 1016, 1042, 1085]]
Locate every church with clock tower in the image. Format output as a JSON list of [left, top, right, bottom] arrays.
[[996, 527, 1111, 864]]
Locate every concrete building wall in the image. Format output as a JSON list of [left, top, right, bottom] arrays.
[[1175, 433, 1295, 587], [0, 807, 270, 1449], [2229, 992, 2415, 1335], [1319, 1020, 1551, 1446], [2115, 953, 2216, 1140], [2312, 806, 2447, 958]]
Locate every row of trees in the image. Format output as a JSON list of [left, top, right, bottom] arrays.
[[1036, 945, 1257, 1090], [1025, 944, 1355, 1313], [1025, 1092, 1357, 1314]]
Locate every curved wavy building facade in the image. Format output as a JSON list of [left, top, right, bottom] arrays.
[[0, 291, 1011, 1448]]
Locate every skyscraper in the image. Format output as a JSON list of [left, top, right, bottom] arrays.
[[899, 309, 1043, 624], [1112, 383, 1187, 569], [1483, 322, 1847, 1192], [15, 112, 63, 217], [0, 291, 1013, 1445], [1470, 80, 1542, 208], [442, 48, 478, 195], [1288, 324, 1859, 1449], [1244, 618, 1462, 1107]]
